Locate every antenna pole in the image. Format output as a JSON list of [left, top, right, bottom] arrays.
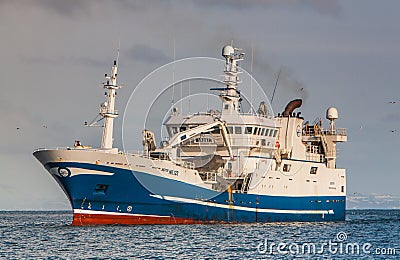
[[117, 38, 120, 64], [250, 42, 254, 114], [271, 69, 281, 105], [180, 82, 183, 114], [188, 81, 191, 114], [171, 38, 176, 109], [207, 94, 209, 112]]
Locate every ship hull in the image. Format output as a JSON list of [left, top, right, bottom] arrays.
[[34, 150, 346, 225]]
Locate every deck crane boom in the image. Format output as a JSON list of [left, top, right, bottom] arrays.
[[164, 119, 234, 160]]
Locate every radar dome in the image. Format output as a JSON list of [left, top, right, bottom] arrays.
[[326, 107, 338, 120], [222, 45, 234, 57]]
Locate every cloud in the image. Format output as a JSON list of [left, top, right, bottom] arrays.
[[380, 111, 400, 123], [0, 0, 174, 19], [194, 0, 342, 16], [34, 0, 91, 16], [0, 0, 342, 19], [0, 0, 92, 17], [126, 44, 172, 64], [19, 55, 107, 68]]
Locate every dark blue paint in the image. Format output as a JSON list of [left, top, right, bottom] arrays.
[[45, 162, 346, 222]]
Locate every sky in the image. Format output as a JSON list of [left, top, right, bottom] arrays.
[[0, 0, 399, 210]]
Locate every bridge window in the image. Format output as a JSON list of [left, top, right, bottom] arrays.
[[264, 129, 269, 136], [180, 126, 187, 132], [310, 167, 318, 174], [253, 127, 259, 135], [283, 164, 291, 172], [227, 126, 233, 134], [227, 162, 232, 170], [273, 129, 278, 137], [260, 128, 265, 135], [172, 127, 178, 134], [269, 129, 274, 137], [235, 126, 242, 134], [211, 127, 220, 134], [245, 127, 253, 134]]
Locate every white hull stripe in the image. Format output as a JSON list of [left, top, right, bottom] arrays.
[[74, 209, 170, 218], [150, 195, 334, 215]]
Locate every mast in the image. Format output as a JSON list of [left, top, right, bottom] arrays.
[[220, 45, 244, 115], [100, 60, 121, 149]]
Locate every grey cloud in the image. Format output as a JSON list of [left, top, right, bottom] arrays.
[[115, 0, 170, 12], [0, 0, 92, 17], [0, 0, 169, 18], [381, 111, 400, 122], [0, 0, 341, 18], [126, 44, 172, 64], [34, 0, 91, 16], [194, 0, 342, 15], [0, 184, 14, 192], [19, 55, 107, 68]]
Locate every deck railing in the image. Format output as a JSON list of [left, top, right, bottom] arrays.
[[322, 128, 346, 136], [303, 128, 346, 136]]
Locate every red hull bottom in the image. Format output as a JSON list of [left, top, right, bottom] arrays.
[[72, 212, 225, 226]]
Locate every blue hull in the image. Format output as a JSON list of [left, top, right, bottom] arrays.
[[45, 162, 346, 225]]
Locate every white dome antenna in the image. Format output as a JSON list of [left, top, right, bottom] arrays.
[[326, 107, 339, 131], [222, 45, 234, 58]]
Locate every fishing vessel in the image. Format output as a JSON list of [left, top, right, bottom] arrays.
[[34, 45, 347, 225]]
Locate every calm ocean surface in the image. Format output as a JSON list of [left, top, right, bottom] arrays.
[[0, 210, 398, 259]]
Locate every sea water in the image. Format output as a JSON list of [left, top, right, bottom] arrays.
[[0, 210, 398, 259]]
